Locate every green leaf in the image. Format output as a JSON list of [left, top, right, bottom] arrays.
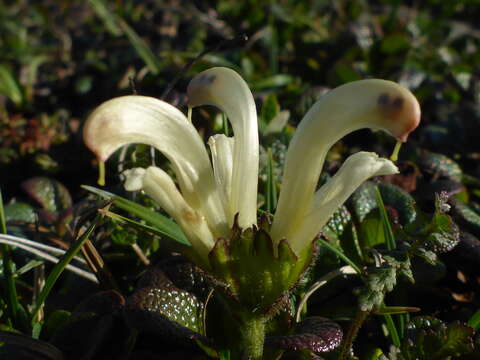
[[467, 309, 480, 330], [21, 177, 72, 213], [117, 18, 162, 75], [88, 0, 161, 74], [260, 95, 280, 125], [356, 266, 397, 312], [87, 0, 122, 36], [103, 209, 188, 245], [401, 317, 475, 359], [316, 238, 362, 275], [375, 188, 396, 251], [359, 209, 387, 250], [418, 152, 463, 183], [13, 260, 44, 277], [266, 148, 277, 213], [0, 64, 23, 105], [0, 188, 20, 328], [350, 182, 416, 226], [4, 202, 36, 223], [251, 74, 294, 91], [82, 185, 189, 245], [129, 284, 203, 333], [426, 213, 460, 253]]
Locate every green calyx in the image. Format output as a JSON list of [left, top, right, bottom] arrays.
[[208, 215, 316, 314]]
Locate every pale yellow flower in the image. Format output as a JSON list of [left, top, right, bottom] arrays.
[[84, 67, 420, 261]]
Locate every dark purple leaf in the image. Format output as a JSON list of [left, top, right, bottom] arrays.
[[265, 317, 342, 353]]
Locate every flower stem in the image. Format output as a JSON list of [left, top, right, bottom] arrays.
[[338, 310, 369, 360], [238, 313, 266, 360]]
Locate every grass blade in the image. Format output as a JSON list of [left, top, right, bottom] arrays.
[[117, 18, 161, 75], [266, 148, 277, 213], [384, 313, 401, 347], [0, 188, 20, 327], [88, 0, 122, 36], [30, 216, 101, 323], [375, 187, 396, 250], [316, 237, 362, 275], [101, 208, 188, 245], [82, 185, 189, 245], [88, 0, 161, 74], [0, 64, 23, 105]]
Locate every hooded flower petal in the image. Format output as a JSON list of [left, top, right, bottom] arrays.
[[124, 166, 215, 260], [288, 152, 399, 253], [271, 79, 420, 246], [187, 67, 259, 229], [83, 95, 228, 238]]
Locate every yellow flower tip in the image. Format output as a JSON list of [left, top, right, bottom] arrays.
[[390, 140, 403, 162], [97, 160, 106, 186]]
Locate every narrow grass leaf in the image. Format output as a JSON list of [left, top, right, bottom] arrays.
[[375, 187, 396, 250], [88, 0, 161, 74], [316, 238, 362, 275], [266, 148, 277, 213], [0, 188, 19, 326], [384, 313, 401, 347], [0, 64, 23, 105], [30, 216, 101, 323], [117, 19, 161, 75], [102, 209, 190, 245], [13, 260, 44, 277], [82, 185, 189, 245], [88, 0, 122, 36]]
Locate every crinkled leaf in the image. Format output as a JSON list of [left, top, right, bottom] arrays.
[[418, 151, 463, 182], [415, 247, 438, 265], [128, 285, 203, 333], [401, 316, 475, 359], [350, 182, 416, 225], [426, 213, 460, 253], [323, 205, 362, 264], [265, 317, 342, 353], [323, 205, 353, 245], [21, 177, 72, 213], [450, 199, 480, 235], [129, 266, 204, 334], [4, 202, 36, 223], [383, 252, 414, 284], [356, 266, 397, 312]]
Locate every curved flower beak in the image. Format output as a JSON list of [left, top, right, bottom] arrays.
[[271, 79, 421, 252], [83, 95, 228, 241], [187, 67, 259, 229], [124, 167, 215, 260], [288, 152, 399, 253]]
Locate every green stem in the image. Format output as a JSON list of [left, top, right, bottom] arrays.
[[338, 310, 369, 360], [238, 313, 266, 360]]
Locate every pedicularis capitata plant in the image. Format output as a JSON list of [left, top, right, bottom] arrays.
[[83, 67, 420, 359]]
